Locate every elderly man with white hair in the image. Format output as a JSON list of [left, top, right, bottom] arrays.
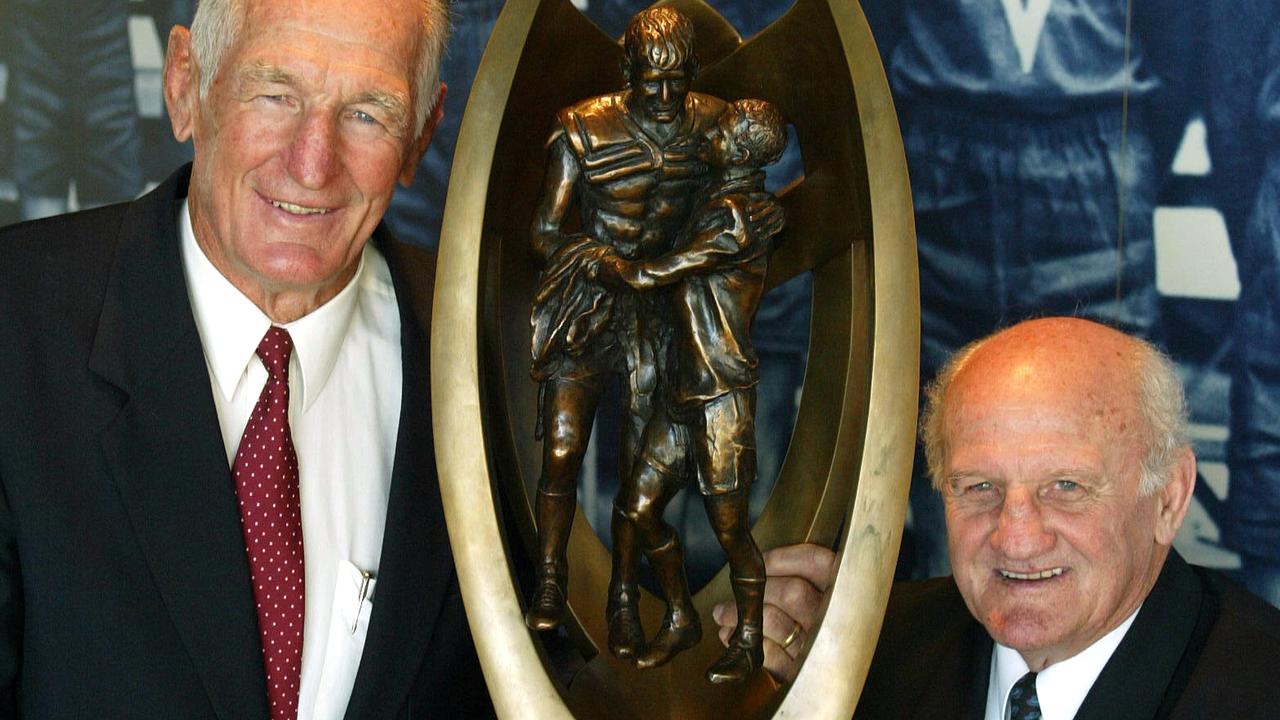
[[718, 317, 1280, 718], [0, 0, 491, 717]]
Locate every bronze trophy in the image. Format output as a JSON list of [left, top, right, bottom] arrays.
[[432, 0, 918, 717]]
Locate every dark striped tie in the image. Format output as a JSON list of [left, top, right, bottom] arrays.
[[1009, 671, 1041, 720]]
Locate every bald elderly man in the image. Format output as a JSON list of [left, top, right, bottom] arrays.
[[717, 318, 1280, 718]]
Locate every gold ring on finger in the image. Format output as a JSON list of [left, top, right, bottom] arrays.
[[781, 622, 802, 650]]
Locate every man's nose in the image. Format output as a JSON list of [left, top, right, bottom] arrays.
[[660, 81, 673, 103], [286, 111, 340, 189], [990, 486, 1054, 559]]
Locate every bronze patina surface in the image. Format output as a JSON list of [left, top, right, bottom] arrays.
[[524, 7, 789, 684], [432, 0, 918, 716]]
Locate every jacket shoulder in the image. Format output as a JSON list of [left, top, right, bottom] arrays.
[[879, 576, 975, 646], [855, 577, 986, 719], [0, 203, 130, 270], [374, 229, 437, 337], [1173, 566, 1280, 718], [376, 231, 437, 284], [0, 203, 130, 320]]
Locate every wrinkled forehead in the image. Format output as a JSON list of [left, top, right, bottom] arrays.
[[240, 0, 424, 68]]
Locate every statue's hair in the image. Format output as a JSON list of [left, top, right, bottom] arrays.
[[623, 7, 696, 76], [920, 323, 1190, 496], [727, 99, 788, 166], [188, 0, 450, 134]]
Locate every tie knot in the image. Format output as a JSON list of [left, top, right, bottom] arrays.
[[256, 326, 294, 380]]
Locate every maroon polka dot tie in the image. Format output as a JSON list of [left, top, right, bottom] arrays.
[[234, 327, 305, 720]]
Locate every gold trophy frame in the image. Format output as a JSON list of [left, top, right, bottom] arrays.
[[431, 0, 918, 716]]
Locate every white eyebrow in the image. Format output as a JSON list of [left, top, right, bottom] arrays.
[[238, 61, 298, 87], [237, 61, 411, 135], [351, 90, 411, 134]]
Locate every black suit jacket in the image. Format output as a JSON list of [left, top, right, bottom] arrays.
[[0, 167, 491, 718], [854, 552, 1280, 719]]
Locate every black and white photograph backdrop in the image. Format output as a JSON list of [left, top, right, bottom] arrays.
[[1, 0, 1277, 607]]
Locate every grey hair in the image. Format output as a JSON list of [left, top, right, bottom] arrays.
[[188, 0, 450, 135], [1131, 340, 1191, 494], [920, 327, 1190, 496], [919, 339, 982, 494]]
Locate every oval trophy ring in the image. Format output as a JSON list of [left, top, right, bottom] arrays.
[[431, 1, 918, 717]]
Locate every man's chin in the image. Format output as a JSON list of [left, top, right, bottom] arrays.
[[239, 243, 345, 286], [984, 605, 1064, 651]]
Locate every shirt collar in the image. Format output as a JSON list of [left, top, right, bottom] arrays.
[[180, 199, 365, 411], [989, 607, 1140, 720]]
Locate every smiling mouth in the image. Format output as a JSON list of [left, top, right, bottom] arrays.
[[999, 567, 1065, 581], [270, 199, 331, 216]]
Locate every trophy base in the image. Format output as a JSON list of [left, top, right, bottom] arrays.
[[564, 642, 781, 719]]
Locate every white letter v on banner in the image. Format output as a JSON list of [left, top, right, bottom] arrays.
[[1000, 0, 1052, 74]]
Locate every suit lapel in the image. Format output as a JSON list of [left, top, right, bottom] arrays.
[[91, 168, 270, 720], [344, 234, 452, 720], [965, 630, 994, 720], [1074, 552, 1203, 720]]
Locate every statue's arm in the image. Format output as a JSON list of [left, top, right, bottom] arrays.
[[604, 201, 747, 290], [530, 134, 583, 261]]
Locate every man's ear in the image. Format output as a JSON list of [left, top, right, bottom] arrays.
[[1153, 447, 1197, 546], [399, 83, 447, 187], [163, 25, 200, 143]]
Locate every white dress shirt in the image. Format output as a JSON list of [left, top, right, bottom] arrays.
[[985, 608, 1140, 720], [180, 202, 402, 720]]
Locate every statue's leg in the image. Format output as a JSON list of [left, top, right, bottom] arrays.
[[703, 490, 765, 683], [526, 373, 605, 631], [610, 412, 692, 661], [696, 390, 766, 683], [605, 505, 646, 658], [607, 308, 662, 655], [633, 533, 702, 669]]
